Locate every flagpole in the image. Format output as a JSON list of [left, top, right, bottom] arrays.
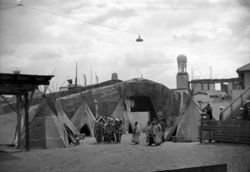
[[91, 64, 92, 85], [75, 62, 78, 87]]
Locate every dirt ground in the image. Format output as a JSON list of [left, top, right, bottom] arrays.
[[0, 134, 250, 172]]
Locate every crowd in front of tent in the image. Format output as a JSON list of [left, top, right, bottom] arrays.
[[94, 115, 123, 143], [132, 119, 165, 146], [93, 115, 166, 146]]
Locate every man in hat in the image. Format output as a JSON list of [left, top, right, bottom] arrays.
[[219, 106, 224, 121], [203, 103, 213, 120]]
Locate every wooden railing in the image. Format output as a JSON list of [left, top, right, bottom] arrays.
[[221, 86, 250, 120], [199, 120, 250, 144]]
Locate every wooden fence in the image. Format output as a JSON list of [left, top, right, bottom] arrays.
[[199, 120, 250, 144]]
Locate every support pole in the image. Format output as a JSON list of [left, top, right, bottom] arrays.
[[24, 92, 30, 151], [94, 99, 98, 118], [16, 95, 22, 148]]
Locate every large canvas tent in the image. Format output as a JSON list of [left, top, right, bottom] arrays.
[[0, 105, 38, 145], [70, 100, 95, 136], [175, 98, 203, 142], [27, 100, 69, 148], [55, 93, 95, 136], [55, 99, 80, 136], [57, 78, 184, 134], [15, 99, 80, 149]]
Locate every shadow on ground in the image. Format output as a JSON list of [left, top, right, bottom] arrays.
[[0, 152, 20, 161]]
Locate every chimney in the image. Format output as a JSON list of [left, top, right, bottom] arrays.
[[111, 73, 118, 80]]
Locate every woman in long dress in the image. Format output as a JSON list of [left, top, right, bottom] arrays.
[[132, 121, 141, 144], [155, 122, 162, 145]]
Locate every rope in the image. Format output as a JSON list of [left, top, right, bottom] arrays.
[[18, 4, 139, 36], [0, 5, 18, 11]]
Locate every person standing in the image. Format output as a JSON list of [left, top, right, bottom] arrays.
[[132, 121, 141, 144], [159, 120, 165, 142], [203, 103, 213, 120], [146, 121, 154, 146], [152, 120, 158, 144], [219, 106, 224, 121], [155, 122, 162, 146]]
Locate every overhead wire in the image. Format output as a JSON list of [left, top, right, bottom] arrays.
[[15, 3, 139, 36], [0, 5, 19, 11]]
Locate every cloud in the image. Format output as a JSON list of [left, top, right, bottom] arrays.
[[30, 48, 62, 61], [0, 0, 249, 89], [124, 50, 173, 68], [173, 33, 210, 43], [237, 0, 250, 9], [90, 8, 137, 24]]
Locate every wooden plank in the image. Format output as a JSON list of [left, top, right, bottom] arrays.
[[213, 134, 250, 139], [214, 131, 250, 136], [202, 121, 250, 125], [214, 138, 250, 144], [156, 164, 227, 172], [199, 126, 250, 130], [200, 123, 250, 127]]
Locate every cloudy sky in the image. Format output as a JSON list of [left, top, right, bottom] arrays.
[[0, 0, 249, 89]]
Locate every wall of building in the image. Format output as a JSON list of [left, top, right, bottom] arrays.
[[177, 73, 189, 89], [232, 89, 245, 100], [244, 72, 250, 89], [193, 90, 227, 103]]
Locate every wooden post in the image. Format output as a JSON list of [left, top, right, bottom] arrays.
[[240, 95, 243, 106], [16, 95, 22, 148], [230, 104, 233, 119], [94, 99, 98, 118], [199, 119, 203, 143], [24, 92, 30, 151]]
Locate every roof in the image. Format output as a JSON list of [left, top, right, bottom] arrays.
[[190, 78, 240, 84], [0, 73, 54, 95], [237, 63, 250, 74]]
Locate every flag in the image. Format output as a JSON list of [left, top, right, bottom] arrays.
[[67, 79, 72, 84], [96, 75, 98, 84], [84, 74, 87, 86]]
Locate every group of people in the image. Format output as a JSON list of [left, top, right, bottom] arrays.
[[131, 119, 165, 146], [145, 119, 165, 146], [94, 115, 166, 146], [94, 115, 123, 143]]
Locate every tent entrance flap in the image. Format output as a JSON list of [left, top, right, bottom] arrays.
[[80, 124, 91, 136]]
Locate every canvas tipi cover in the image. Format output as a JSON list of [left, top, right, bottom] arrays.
[[111, 99, 145, 132], [71, 101, 95, 136], [55, 99, 79, 136], [29, 100, 69, 148], [176, 98, 202, 142], [111, 99, 130, 132], [0, 105, 38, 145]]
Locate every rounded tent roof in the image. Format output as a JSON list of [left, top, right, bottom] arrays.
[[88, 78, 181, 118], [177, 54, 187, 63], [57, 78, 183, 120]]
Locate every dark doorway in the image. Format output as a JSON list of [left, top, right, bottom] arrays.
[[128, 123, 133, 134], [80, 124, 91, 136], [130, 96, 156, 121]]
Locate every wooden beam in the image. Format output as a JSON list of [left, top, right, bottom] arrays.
[[28, 90, 35, 108], [16, 95, 22, 149], [24, 92, 30, 151]]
